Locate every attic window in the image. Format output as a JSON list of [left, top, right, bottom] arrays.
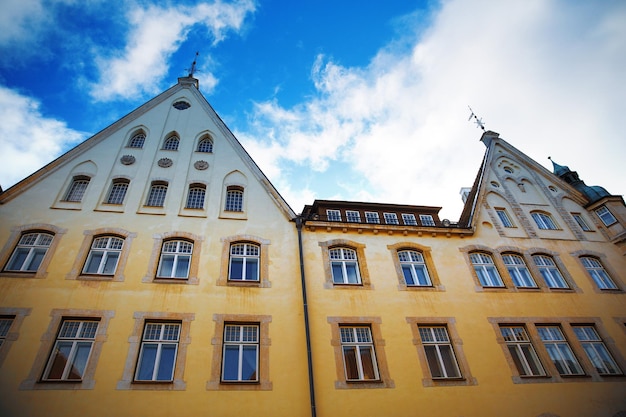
[[173, 101, 190, 110], [548, 186, 557, 193], [490, 181, 500, 188], [503, 167, 514, 174]]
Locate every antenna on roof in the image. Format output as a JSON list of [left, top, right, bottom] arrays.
[[467, 106, 485, 131], [187, 52, 199, 77]]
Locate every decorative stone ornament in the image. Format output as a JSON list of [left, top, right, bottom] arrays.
[[158, 158, 173, 168], [194, 160, 209, 170], [120, 155, 136, 165]]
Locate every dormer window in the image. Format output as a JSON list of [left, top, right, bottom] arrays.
[[595, 206, 617, 226]]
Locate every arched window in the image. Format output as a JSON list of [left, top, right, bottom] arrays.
[[225, 186, 244, 212], [63, 176, 90, 202], [185, 184, 206, 209], [146, 182, 168, 207], [162, 135, 179, 151], [580, 257, 618, 290], [128, 132, 146, 148], [531, 211, 558, 230], [502, 253, 536, 288], [398, 250, 431, 286], [105, 179, 129, 205], [469, 252, 504, 287], [329, 247, 361, 284], [228, 243, 260, 281], [157, 240, 193, 279], [5, 232, 54, 272], [82, 236, 124, 275], [532, 255, 568, 288], [197, 137, 213, 153]]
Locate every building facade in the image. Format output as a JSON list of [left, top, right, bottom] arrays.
[[0, 78, 625, 417]]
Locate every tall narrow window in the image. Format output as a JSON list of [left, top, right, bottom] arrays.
[[571, 213, 591, 231], [531, 212, 558, 230], [398, 250, 431, 286], [346, 210, 361, 223], [64, 176, 90, 202], [197, 137, 213, 153], [225, 186, 244, 212], [496, 209, 514, 228], [595, 206, 617, 226], [532, 255, 569, 289], [418, 326, 461, 379], [82, 236, 124, 275], [537, 326, 584, 376], [402, 214, 417, 225], [185, 185, 206, 209], [572, 326, 622, 375], [340, 326, 379, 381], [365, 212, 380, 224], [135, 322, 181, 381], [106, 179, 129, 205], [384, 213, 399, 225], [469, 252, 504, 287], [157, 240, 193, 279], [5, 232, 53, 272], [229, 243, 260, 282], [327, 209, 341, 222], [162, 135, 179, 151], [500, 326, 545, 376], [0, 317, 14, 348], [502, 253, 537, 288], [222, 324, 259, 382], [42, 319, 99, 381], [580, 257, 618, 290], [419, 214, 435, 226], [128, 132, 146, 148], [146, 182, 168, 207], [329, 247, 361, 284]]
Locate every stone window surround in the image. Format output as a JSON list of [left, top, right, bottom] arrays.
[[218, 235, 271, 288], [0, 307, 31, 367], [143, 231, 203, 285], [387, 242, 444, 291], [319, 239, 371, 290]]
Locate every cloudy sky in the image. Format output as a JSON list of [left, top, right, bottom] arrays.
[[1, 0, 624, 219]]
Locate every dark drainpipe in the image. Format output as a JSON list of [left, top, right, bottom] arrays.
[[295, 215, 317, 417]]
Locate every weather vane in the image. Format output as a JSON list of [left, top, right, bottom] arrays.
[[187, 52, 199, 77], [467, 106, 485, 131]]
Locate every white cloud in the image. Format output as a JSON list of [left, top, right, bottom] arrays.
[[240, 0, 626, 219], [90, 0, 256, 101], [0, 86, 85, 190]]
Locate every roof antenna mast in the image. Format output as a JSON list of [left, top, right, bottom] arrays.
[[187, 52, 199, 77], [467, 106, 485, 131]]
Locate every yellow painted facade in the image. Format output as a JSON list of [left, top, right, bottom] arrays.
[[0, 80, 624, 417]]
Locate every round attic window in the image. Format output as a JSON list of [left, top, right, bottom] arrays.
[[173, 101, 190, 110], [491, 181, 500, 188], [503, 167, 514, 174], [548, 186, 557, 193]]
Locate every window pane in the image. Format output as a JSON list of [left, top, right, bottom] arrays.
[[158, 255, 174, 277], [245, 258, 259, 281], [230, 258, 244, 280], [102, 253, 120, 274], [331, 263, 344, 283], [402, 265, 416, 285], [46, 341, 74, 379], [242, 345, 258, 381], [359, 346, 377, 380], [439, 345, 461, 378], [156, 344, 177, 380], [7, 248, 29, 270], [84, 252, 103, 273], [343, 346, 359, 380], [174, 255, 190, 278], [26, 248, 47, 271], [223, 345, 240, 380], [345, 263, 359, 284], [67, 342, 92, 380], [424, 345, 444, 378], [137, 344, 158, 380]]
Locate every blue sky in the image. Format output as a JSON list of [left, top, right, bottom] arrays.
[[1, 0, 625, 219]]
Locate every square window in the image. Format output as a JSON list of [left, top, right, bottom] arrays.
[[346, 210, 361, 223], [419, 214, 435, 226], [365, 212, 380, 224], [327, 209, 342, 222], [383, 213, 399, 225], [402, 214, 417, 226]]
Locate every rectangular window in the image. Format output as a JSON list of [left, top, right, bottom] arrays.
[[82, 236, 123, 275], [531, 212, 558, 230], [64, 177, 89, 202], [222, 324, 259, 382], [572, 213, 591, 231], [383, 213, 399, 225], [470, 252, 504, 287], [580, 257, 618, 290], [346, 210, 361, 223], [0, 317, 14, 348], [135, 322, 180, 381], [146, 184, 168, 207], [330, 248, 361, 284], [402, 213, 417, 225], [537, 326, 584, 375], [595, 206, 617, 226], [419, 214, 436, 226], [340, 326, 379, 381], [42, 319, 99, 381], [418, 326, 461, 379], [532, 255, 569, 289], [5, 232, 53, 272], [496, 209, 514, 227], [365, 211, 380, 224], [327, 209, 341, 222], [106, 181, 129, 205], [572, 326, 622, 375], [500, 326, 545, 376], [229, 243, 260, 281]]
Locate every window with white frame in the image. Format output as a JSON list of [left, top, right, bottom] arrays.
[[402, 214, 417, 226], [496, 209, 514, 228], [162, 135, 179, 151], [197, 137, 213, 153], [105, 179, 129, 204], [595, 206, 617, 226], [229, 243, 260, 282], [419, 214, 435, 226], [128, 132, 146, 148], [531, 212, 559, 230], [225, 186, 244, 212], [327, 209, 341, 222], [537, 326, 584, 376], [383, 213, 399, 225], [365, 212, 380, 224], [4, 232, 53, 272], [42, 319, 99, 381], [346, 210, 361, 223], [222, 324, 259, 382], [146, 182, 168, 207], [418, 326, 461, 379], [340, 326, 379, 381], [135, 322, 181, 381], [500, 326, 545, 376], [398, 250, 431, 286], [82, 236, 124, 275], [157, 240, 193, 279], [532, 255, 569, 289], [580, 257, 618, 290], [572, 326, 622, 375], [571, 213, 591, 231], [63, 176, 90, 202], [329, 248, 361, 284], [502, 253, 537, 288], [0, 317, 14, 348], [185, 185, 206, 209], [469, 252, 504, 287]]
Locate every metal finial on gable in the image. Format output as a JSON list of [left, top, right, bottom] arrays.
[[187, 52, 199, 77], [467, 106, 485, 131]]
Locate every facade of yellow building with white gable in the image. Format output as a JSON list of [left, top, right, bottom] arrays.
[[0, 77, 625, 417]]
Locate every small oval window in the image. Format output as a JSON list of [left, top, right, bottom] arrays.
[[503, 167, 514, 174], [173, 101, 190, 110]]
